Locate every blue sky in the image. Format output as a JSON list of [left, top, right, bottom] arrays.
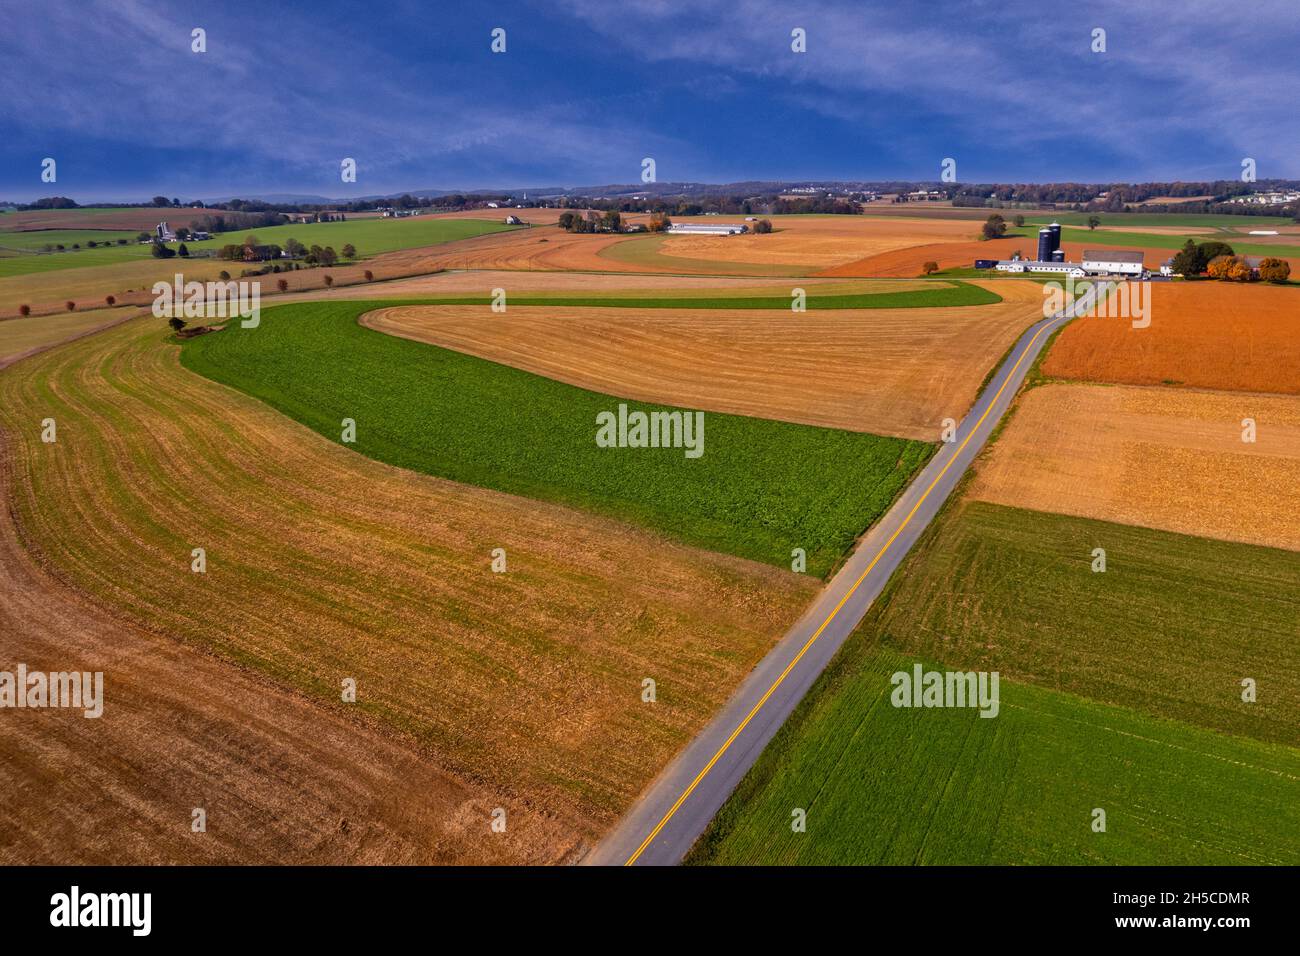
[[2, 0, 1297, 202]]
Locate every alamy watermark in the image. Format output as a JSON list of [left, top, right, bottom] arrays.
[[1043, 275, 1149, 328], [153, 273, 261, 328], [1, 664, 103, 718], [891, 664, 999, 718], [596, 403, 704, 458]]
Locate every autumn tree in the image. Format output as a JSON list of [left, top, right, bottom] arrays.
[[1257, 257, 1291, 283], [1087, 215, 1101, 230], [922, 261, 939, 275], [981, 214, 1007, 240]]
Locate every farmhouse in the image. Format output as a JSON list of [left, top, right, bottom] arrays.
[[666, 222, 748, 236]]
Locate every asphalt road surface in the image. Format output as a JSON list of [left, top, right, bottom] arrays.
[[583, 284, 1096, 866]]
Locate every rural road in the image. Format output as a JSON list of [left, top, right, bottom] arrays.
[[583, 284, 1098, 866]]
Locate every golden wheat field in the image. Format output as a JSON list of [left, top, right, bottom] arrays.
[[970, 382, 1300, 550]]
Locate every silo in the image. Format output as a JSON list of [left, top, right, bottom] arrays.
[[1049, 221, 1062, 256], [1051, 249, 1065, 262], [1037, 227, 1053, 262]]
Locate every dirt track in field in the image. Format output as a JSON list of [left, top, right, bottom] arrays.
[[0, 318, 815, 863], [1041, 282, 1300, 395], [360, 280, 1046, 441], [970, 382, 1300, 551]]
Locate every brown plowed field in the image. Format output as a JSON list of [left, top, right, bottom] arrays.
[[360, 280, 1045, 440], [1042, 282, 1300, 395], [970, 382, 1300, 551], [0, 319, 815, 863]]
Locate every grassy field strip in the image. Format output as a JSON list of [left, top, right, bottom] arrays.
[[858, 501, 1300, 745], [689, 646, 1300, 865], [1024, 212, 1293, 229], [0, 217, 519, 278], [1053, 225, 1300, 258], [180, 300, 933, 576]]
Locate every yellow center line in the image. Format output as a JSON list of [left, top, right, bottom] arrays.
[[624, 312, 1063, 866]]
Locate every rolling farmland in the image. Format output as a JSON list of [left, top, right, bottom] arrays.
[[180, 300, 933, 576], [0, 316, 820, 862], [0, 215, 518, 278], [359, 279, 1042, 440]]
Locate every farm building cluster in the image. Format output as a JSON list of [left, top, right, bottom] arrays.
[[973, 222, 1148, 278]]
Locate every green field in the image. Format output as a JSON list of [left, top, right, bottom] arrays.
[[0, 228, 141, 251], [359, 281, 999, 310], [1055, 225, 1300, 258], [1025, 212, 1293, 229], [689, 646, 1300, 865], [690, 500, 1300, 865], [180, 300, 933, 576], [0, 217, 517, 279], [861, 501, 1300, 744]]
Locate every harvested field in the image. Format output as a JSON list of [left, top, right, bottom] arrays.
[[0, 255, 249, 317], [0, 306, 141, 366], [360, 280, 1045, 440], [655, 216, 976, 269], [0, 318, 818, 862], [316, 271, 932, 300], [0, 477, 574, 864], [182, 300, 932, 574], [0, 207, 202, 233], [1042, 282, 1300, 395], [970, 382, 1300, 551]]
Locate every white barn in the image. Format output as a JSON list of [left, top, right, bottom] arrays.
[[995, 259, 1085, 277], [1082, 249, 1145, 276], [666, 222, 747, 236]]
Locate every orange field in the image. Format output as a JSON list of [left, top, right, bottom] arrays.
[[359, 280, 1045, 440], [1042, 282, 1300, 395], [970, 382, 1300, 551]]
